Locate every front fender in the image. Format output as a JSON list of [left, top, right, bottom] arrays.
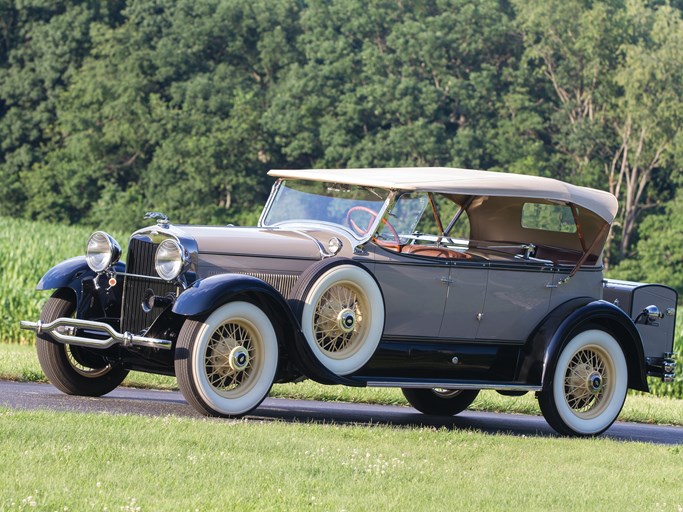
[[172, 273, 362, 387], [518, 298, 648, 392], [172, 274, 287, 317], [36, 256, 126, 321], [37, 256, 94, 291], [37, 257, 127, 292]]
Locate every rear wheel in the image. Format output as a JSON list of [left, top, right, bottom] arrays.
[[402, 388, 479, 416], [538, 328, 628, 437], [36, 292, 128, 396], [174, 301, 279, 417]]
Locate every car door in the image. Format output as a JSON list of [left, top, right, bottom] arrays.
[[371, 247, 450, 338], [475, 264, 554, 342], [438, 264, 488, 339]]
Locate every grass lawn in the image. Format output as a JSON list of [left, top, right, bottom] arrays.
[[2, 343, 683, 427], [1, 408, 682, 512]]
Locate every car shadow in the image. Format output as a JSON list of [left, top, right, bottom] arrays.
[[14, 382, 679, 445], [248, 397, 683, 445]]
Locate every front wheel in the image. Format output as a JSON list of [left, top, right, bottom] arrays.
[[174, 301, 279, 417], [538, 329, 628, 437], [402, 388, 479, 416], [36, 292, 129, 396]]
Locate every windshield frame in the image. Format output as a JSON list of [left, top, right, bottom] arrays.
[[259, 179, 395, 243]]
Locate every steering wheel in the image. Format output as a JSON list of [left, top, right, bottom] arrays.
[[345, 206, 400, 244]]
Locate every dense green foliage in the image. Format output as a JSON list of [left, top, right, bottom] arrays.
[[1, 0, 682, 276]]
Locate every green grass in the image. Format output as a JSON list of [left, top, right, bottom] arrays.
[[1, 408, 682, 512], [2, 343, 682, 427]]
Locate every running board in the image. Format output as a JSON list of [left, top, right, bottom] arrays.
[[361, 379, 541, 392]]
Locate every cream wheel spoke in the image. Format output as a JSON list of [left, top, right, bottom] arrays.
[[205, 321, 258, 395], [65, 345, 111, 378], [564, 347, 611, 415], [313, 284, 365, 356]]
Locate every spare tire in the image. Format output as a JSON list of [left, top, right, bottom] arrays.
[[289, 258, 385, 376]]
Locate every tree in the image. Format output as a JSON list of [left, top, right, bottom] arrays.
[[0, 1, 124, 218], [609, 2, 683, 257], [514, 0, 683, 265], [609, 190, 683, 295], [265, 0, 528, 174]]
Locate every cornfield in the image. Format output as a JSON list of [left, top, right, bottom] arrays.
[[0, 216, 680, 397], [0, 216, 125, 345]]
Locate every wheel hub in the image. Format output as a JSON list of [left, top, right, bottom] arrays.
[[229, 346, 250, 372], [587, 371, 603, 394], [337, 308, 356, 333]]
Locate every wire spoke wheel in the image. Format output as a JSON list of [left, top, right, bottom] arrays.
[[313, 282, 366, 358], [289, 259, 385, 376], [538, 329, 627, 437], [64, 345, 112, 378], [204, 320, 262, 398], [175, 301, 279, 417], [36, 291, 129, 396], [563, 346, 612, 418], [402, 388, 479, 416]]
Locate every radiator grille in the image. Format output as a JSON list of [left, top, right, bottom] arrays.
[[121, 238, 177, 335]]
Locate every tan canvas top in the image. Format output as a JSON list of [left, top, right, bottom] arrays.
[[268, 167, 618, 222]]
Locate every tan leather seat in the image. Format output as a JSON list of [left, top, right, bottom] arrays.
[[401, 245, 471, 260]]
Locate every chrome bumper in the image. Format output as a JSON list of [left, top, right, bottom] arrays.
[[647, 352, 677, 383], [20, 317, 172, 350]]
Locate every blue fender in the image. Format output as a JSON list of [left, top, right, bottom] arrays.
[[172, 274, 286, 317], [37, 256, 126, 293], [37, 256, 94, 291], [172, 273, 362, 387], [35, 256, 126, 320], [518, 298, 648, 392]]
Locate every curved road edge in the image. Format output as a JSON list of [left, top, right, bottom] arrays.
[[0, 380, 681, 445]]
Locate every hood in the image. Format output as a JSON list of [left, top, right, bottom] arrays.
[[174, 225, 325, 260]]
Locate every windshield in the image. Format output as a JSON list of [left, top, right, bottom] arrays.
[[376, 192, 471, 244], [261, 180, 390, 238]]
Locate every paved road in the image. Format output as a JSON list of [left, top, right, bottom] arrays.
[[1, 380, 681, 444]]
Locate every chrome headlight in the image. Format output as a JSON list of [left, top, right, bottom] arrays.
[[85, 231, 121, 273], [155, 239, 186, 281]]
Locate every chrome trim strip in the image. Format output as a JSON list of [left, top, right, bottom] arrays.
[[20, 318, 172, 350], [291, 229, 328, 258], [117, 271, 166, 281], [364, 381, 542, 392]]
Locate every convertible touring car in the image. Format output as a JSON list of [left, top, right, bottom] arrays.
[[21, 167, 677, 436]]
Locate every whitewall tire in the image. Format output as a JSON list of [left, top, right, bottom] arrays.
[[175, 301, 279, 417], [290, 259, 384, 376], [538, 329, 628, 437]]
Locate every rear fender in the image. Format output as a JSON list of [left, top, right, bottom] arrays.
[[172, 274, 362, 387], [518, 298, 648, 392]]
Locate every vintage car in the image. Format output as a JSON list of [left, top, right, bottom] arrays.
[[21, 167, 678, 436]]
